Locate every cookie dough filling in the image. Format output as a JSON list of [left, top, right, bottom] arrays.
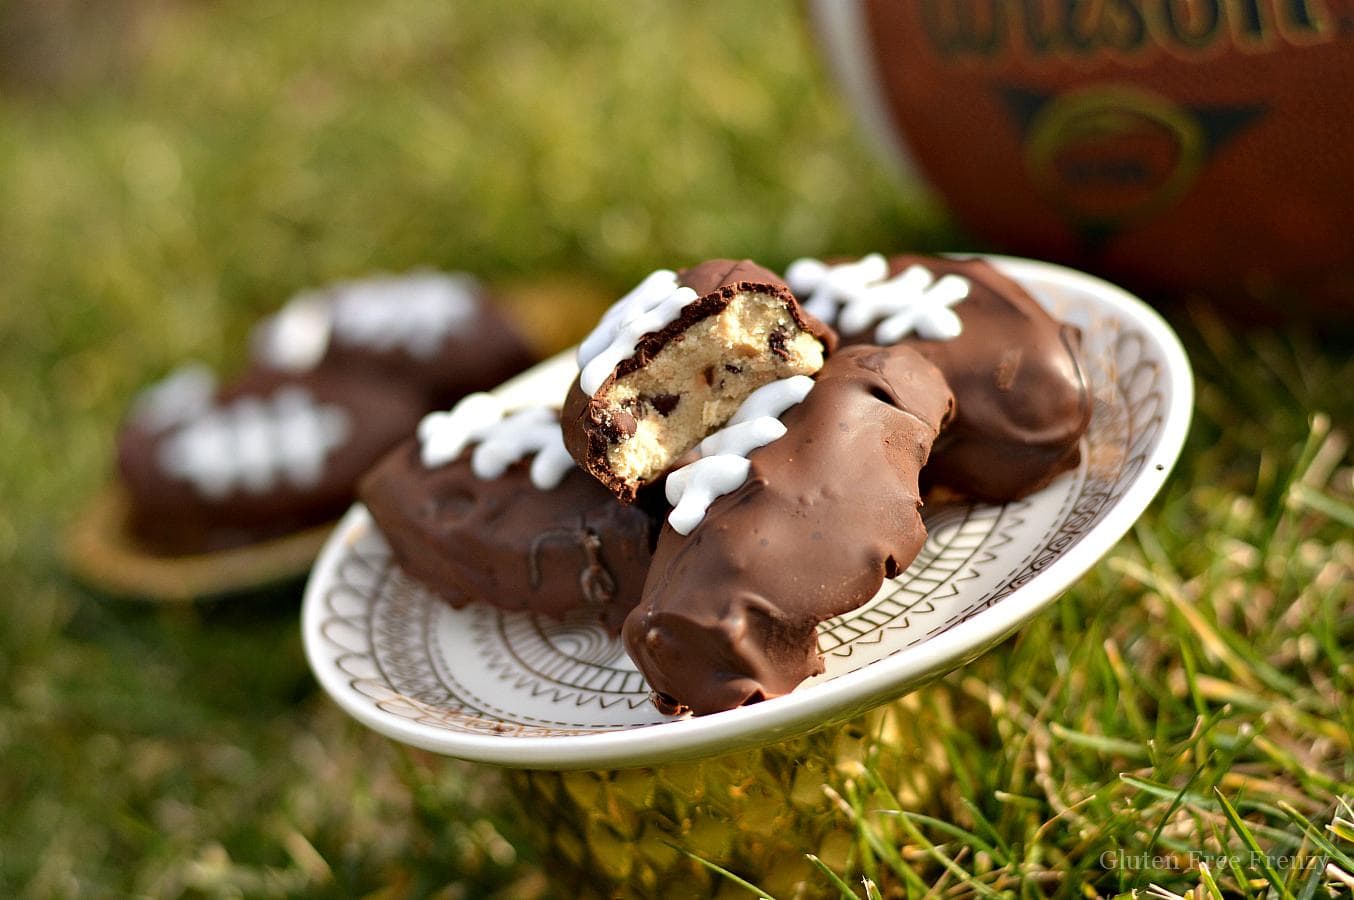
[[599, 290, 825, 489], [563, 259, 835, 503]]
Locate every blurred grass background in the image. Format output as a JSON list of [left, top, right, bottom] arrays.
[[0, 1, 1351, 897]]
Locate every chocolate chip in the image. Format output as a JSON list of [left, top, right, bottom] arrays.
[[603, 410, 637, 440], [768, 328, 790, 360], [701, 365, 715, 386], [649, 393, 680, 416], [724, 363, 743, 375]]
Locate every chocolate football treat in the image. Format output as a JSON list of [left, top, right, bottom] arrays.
[[251, 270, 537, 407], [623, 344, 954, 716], [787, 254, 1090, 502], [562, 259, 835, 503], [117, 365, 426, 555], [361, 397, 658, 632]]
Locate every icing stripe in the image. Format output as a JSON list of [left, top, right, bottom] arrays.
[[132, 364, 217, 433], [257, 271, 478, 371], [665, 375, 815, 535], [576, 270, 699, 396], [418, 393, 506, 469], [158, 386, 350, 499], [418, 394, 573, 491], [786, 255, 969, 344], [469, 407, 573, 490]]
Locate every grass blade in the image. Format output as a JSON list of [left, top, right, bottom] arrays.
[[1275, 801, 1354, 872], [664, 843, 776, 900], [1288, 482, 1354, 529], [1195, 862, 1227, 900], [1214, 788, 1294, 899], [804, 854, 860, 900], [1134, 761, 1210, 894]]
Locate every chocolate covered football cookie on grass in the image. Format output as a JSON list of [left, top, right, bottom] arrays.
[[251, 270, 537, 407], [361, 396, 659, 633], [624, 344, 954, 716], [71, 270, 553, 600], [788, 253, 1090, 502], [563, 259, 835, 503], [117, 365, 426, 556]]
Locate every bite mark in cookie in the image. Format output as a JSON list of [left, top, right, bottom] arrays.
[[563, 259, 835, 503]]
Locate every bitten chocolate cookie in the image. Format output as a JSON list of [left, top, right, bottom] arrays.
[[251, 270, 537, 407], [787, 254, 1090, 502], [361, 397, 658, 633], [562, 259, 835, 503], [623, 344, 954, 716], [117, 365, 426, 555]]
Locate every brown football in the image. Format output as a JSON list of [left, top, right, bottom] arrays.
[[809, 0, 1354, 317]]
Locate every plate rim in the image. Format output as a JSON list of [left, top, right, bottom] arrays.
[[302, 255, 1194, 770]]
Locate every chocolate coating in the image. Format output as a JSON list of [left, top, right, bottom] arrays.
[[810, 256, 1091, 503], [895, 257, 1090, 502], [361, 437, 659, 633], [622, 344, 954, 715], [117, 368, 426, 555], [562, 259, 836, 503]]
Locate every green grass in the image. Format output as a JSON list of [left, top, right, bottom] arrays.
[[1, 1, 1351, 897]]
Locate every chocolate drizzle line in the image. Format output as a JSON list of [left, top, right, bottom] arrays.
[[360, 435, 657, 635]]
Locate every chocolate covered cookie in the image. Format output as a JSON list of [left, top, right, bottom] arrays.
[[623, 345, 954, 716], [562, 259, 835, 503], [117, 365, 426, 555], [787, 254, 1090, 502], [361, 397, 658, 632], [251, 270, 537, 407]]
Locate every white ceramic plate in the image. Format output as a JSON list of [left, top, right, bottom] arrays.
[[302, 256, 1192, 770]]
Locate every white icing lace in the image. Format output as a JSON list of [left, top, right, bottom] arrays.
[[257, 271, 479, 371], [786, 254, 968, 343], [158, 386, 350, 499], [575, 270, 699, 396], [131, 364, 217, 433], [665, 375, 815, 535], [418, 394, 573, 491]]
